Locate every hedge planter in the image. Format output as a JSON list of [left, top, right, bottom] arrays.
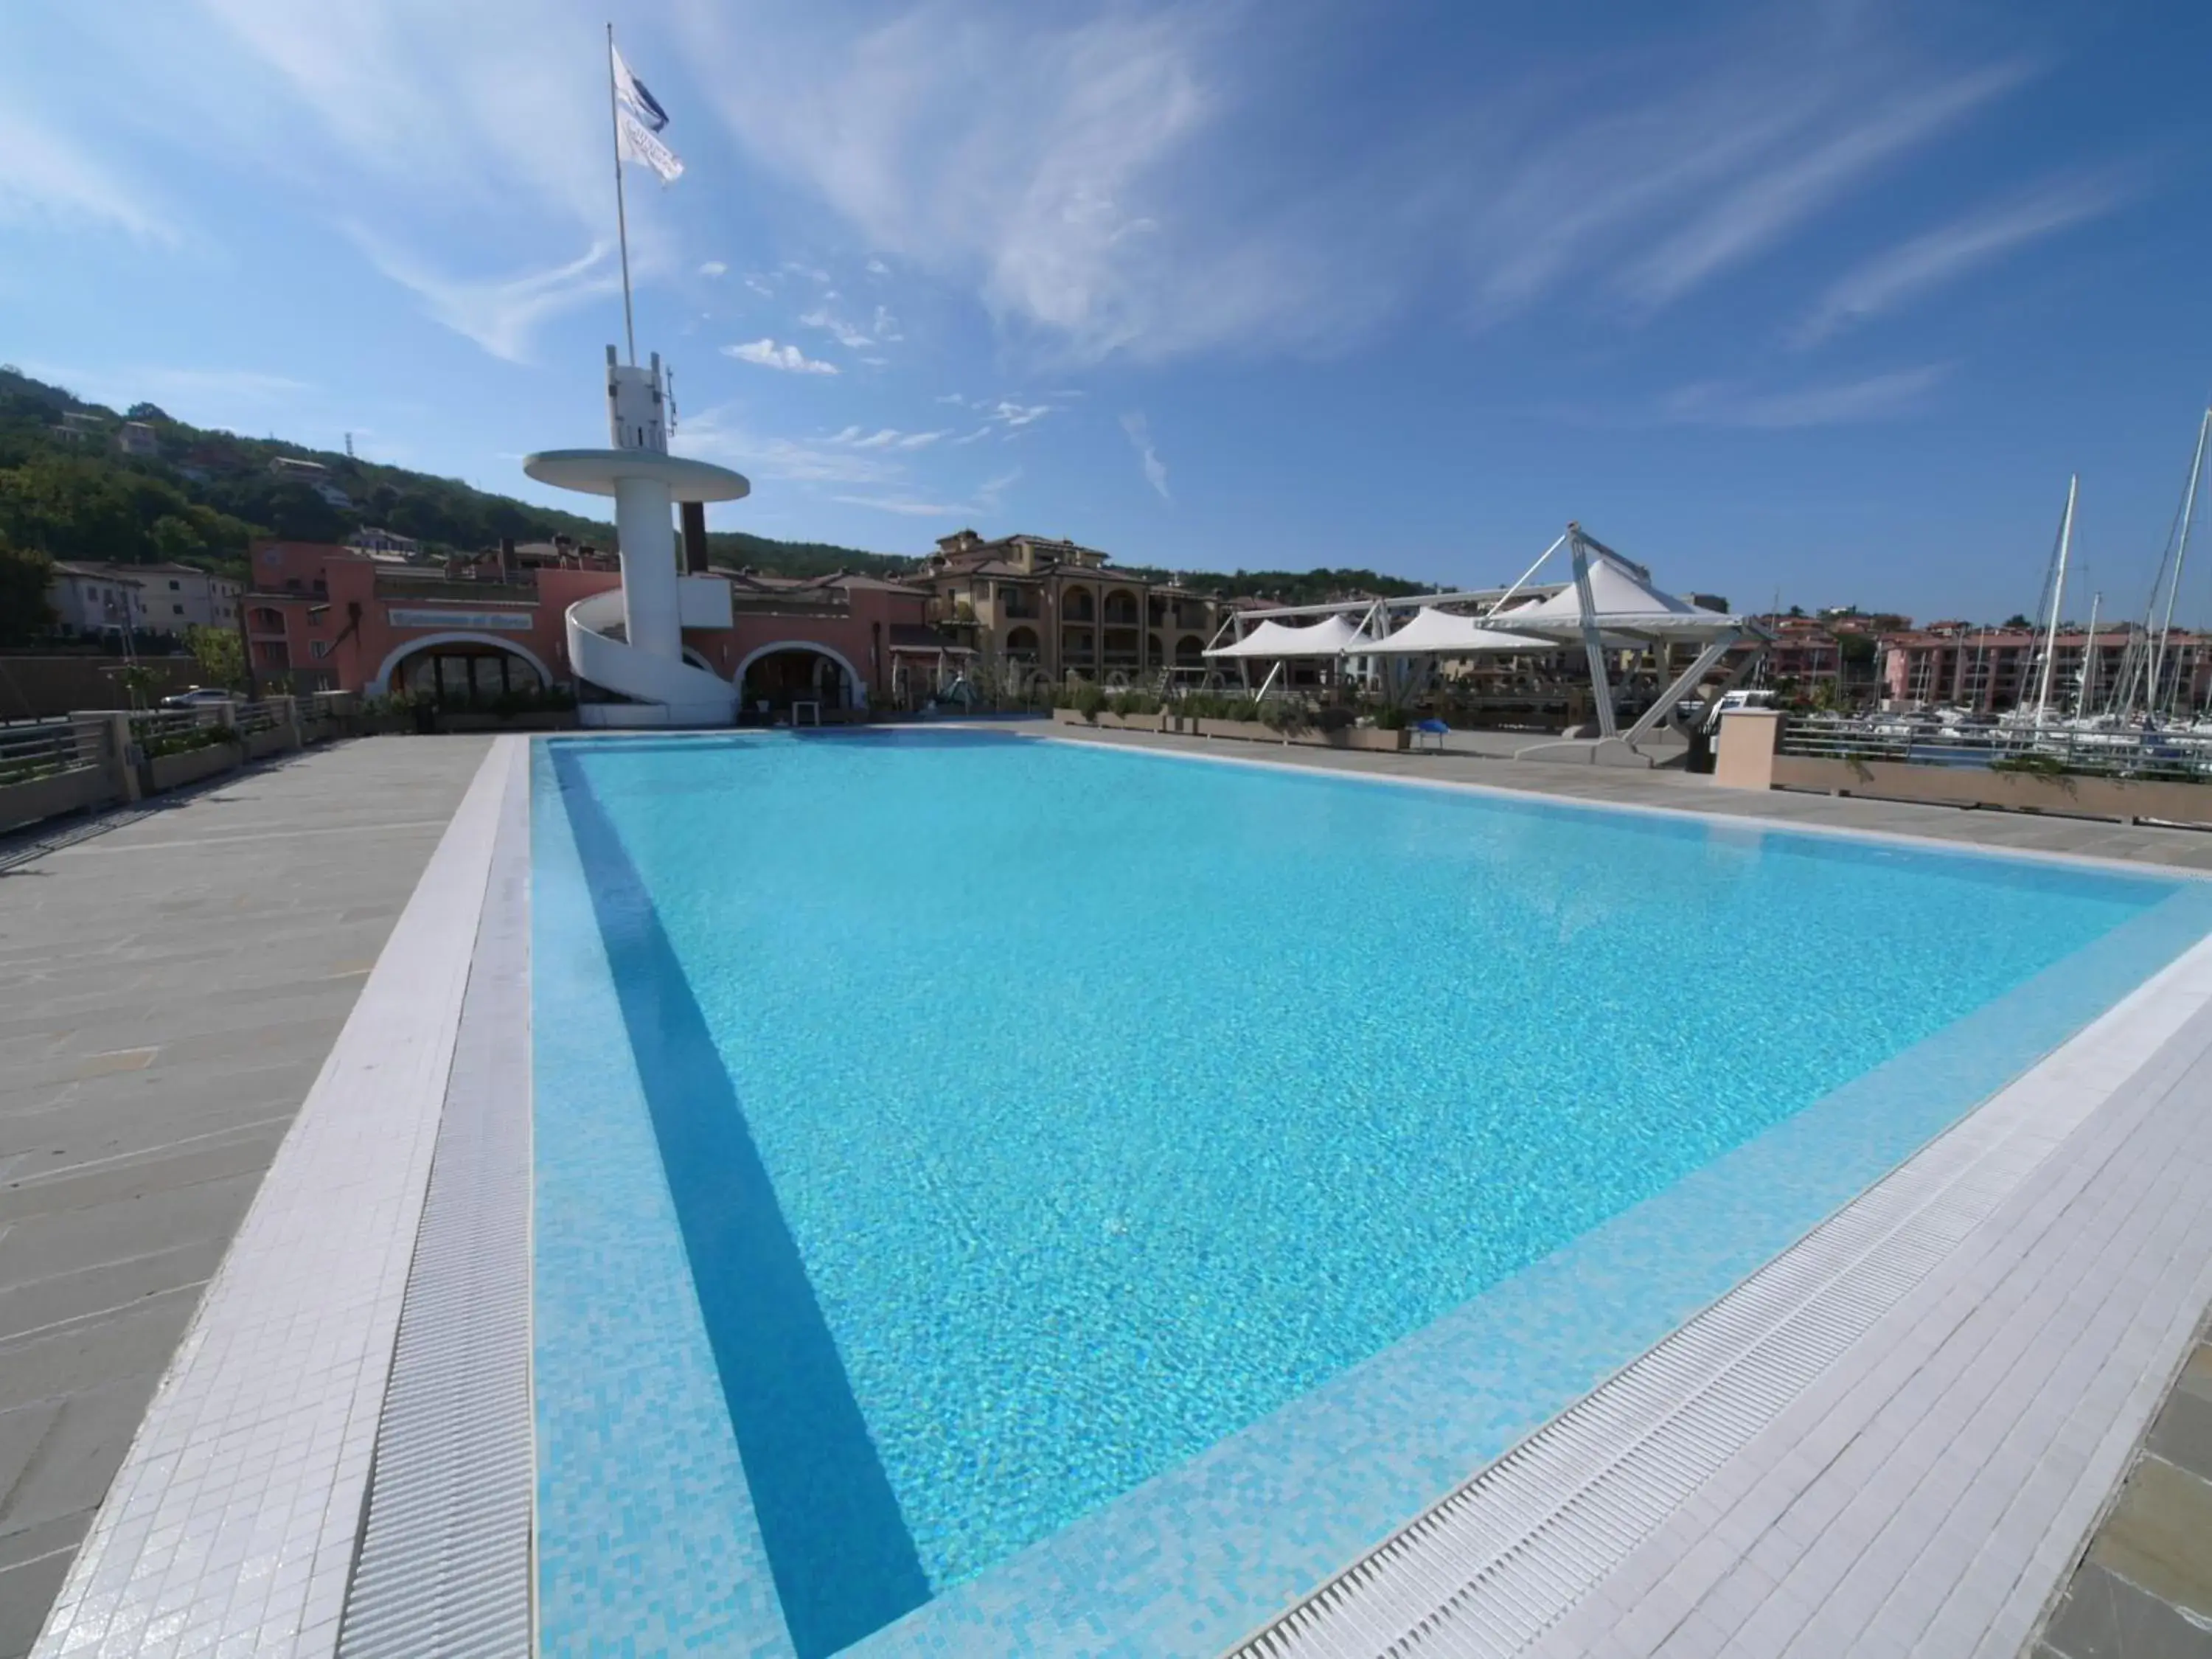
[[243, 727, 296, 761], [1194, 718, 1281, 742], [1051, 706, 1091, 727], [0, 768, 114, 835], [1292, 726, 1411, 752], [148, 744, 240, 792], [1770, 754, 2212, 828], [436, 710, 581, 733]]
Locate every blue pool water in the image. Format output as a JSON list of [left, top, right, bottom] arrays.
[[532, 731, 2212, 1655]]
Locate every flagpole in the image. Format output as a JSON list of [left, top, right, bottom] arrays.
[[606, 21, 636, 366]]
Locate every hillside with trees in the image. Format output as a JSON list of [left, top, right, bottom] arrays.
[[0, 364, 1434, 644], [0, 364, 899, 588]]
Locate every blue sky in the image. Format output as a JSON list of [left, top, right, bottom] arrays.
[[2, 0, 2207, 622]]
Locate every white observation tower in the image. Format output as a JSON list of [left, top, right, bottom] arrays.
[[524, 348, 751, 726]]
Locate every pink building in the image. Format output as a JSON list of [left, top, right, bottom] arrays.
[[1877, 624, 2212, 713], [241, 540, 956, 717]]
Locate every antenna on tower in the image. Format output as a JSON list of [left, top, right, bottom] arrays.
[[344, 431, 355, 458], [667, 366, 678, 437]]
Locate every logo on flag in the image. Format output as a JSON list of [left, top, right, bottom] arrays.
[[611, 44, 683, 183]]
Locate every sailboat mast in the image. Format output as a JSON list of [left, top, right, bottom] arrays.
[[2077, 591, 2100, 718], [2150, 407, 2211, 718], [2034, 476, 2078, 724]]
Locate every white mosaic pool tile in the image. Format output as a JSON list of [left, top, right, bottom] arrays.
[[28, 740, 523, 1659], [1234, 929, 2212, 1658]]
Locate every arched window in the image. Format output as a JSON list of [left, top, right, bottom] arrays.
[[396, 644, 545, 707]]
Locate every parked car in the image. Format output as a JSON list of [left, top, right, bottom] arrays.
[[159, 687, 237, 710]]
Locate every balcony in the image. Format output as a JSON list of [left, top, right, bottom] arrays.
[[736, 588, 850, 617], [372, 575, 538, 605]]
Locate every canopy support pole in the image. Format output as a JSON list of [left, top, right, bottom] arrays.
[[1620, 632, 1741, 747], [1568, 525, 1618, 737], [1485, 532, 1568, 619]]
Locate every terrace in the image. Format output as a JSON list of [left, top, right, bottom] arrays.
[[4, 730, 2211, 1659]]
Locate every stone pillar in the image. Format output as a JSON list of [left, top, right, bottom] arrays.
[[76, 710, 142, 804], [278, 694, 304, 751], [1713, 709, 1782, 792]]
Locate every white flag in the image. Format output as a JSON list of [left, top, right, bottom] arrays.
[[611, 44, 684, 183]]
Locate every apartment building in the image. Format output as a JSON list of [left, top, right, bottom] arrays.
[[909, 529, 1222, 684]]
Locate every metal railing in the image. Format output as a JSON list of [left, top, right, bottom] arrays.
[[1779, 714, 2212, 782], [0, 717, 108, 785], [234, 700, 282, 737], [128, 707, 220, 747]]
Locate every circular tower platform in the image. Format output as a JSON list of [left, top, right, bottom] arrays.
[[523, 449, 751, 502]]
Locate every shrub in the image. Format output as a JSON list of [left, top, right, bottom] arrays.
[[142, 723, 240, 759], [1990, 751, 2072, 779]]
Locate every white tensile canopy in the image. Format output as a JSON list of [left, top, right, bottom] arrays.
[[1363, 607, 1554, 656], [1205, 613, 1375, 658], [1495, 557, 1743, 639]]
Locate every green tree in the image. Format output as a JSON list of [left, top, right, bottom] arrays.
[[151, 513, 203, 560], [184, 623, 246, 689], [0, 541, 55, 644]]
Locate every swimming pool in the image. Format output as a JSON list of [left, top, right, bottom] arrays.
[[530, 731, 2212, 1656]]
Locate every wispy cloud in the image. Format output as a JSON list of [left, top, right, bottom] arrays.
[[1618, 63, 2031, 312], [830, 426, 948, 450], [1662, 364, 1952, 429], [676, 1, 2041, 364], [1120, 411, 1170, 500], [0, 100, 177, 243], [1792, 170, 2138, 345], [724, 338, 841, 375], [139, 366, 313, 403], [800, 307, 872, 349], [678, 406, 902, 483], [799, 298, 904, 352], [351, 232, 620, 362], [833, 465, 1020, 518], [189, 0, 613, 229], [989, 400, 1054, 431], [698, 260, 728, 277]]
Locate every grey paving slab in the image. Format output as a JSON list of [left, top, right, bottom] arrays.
[[20, 736, 514, 1659], [1036, 725, 2212, 873], [2039, 1560, 2212, 1659], [0, 737, 490, 1659]]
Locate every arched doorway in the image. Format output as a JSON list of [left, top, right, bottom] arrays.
[[737, 644, 855, 722], [1004, 626, 1040, 662], [1176, 634, 1206, 666], [390, 641, 547, 708]]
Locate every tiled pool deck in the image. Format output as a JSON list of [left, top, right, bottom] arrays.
[[9, 727, 2212, 1657]]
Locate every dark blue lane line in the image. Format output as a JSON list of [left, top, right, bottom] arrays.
[[551, 747, 930, 1658]]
